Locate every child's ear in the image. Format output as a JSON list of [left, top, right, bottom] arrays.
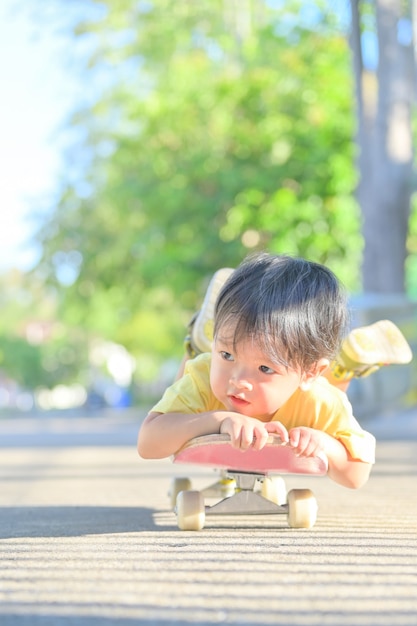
[[299, 358, 330, 391]]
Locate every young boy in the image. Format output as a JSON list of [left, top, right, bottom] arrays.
[[137, 253, 412, 490]]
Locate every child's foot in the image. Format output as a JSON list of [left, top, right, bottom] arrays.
[[330, 320, 413, 380], [185, 268, 234, 356]]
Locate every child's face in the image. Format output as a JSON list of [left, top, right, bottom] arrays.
[[210, 332, 306, 421]]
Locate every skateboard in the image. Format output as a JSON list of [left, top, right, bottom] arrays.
[[170, 433, 328, 531]]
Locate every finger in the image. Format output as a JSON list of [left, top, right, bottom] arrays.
[[237, 427, 255, 450], [226, 423, 244, 449], [289, 428, 301, 449], [297, 441, 316, 457], [298, 430, 310, 452], [251, 427, 269, 451], [265, 421, 289, 443], [292, 430, 319, 457], [304, 440, 324, 458]]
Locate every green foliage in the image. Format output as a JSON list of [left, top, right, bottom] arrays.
[[0, 270, 90, 391], [31, 0, 362, 379], [0, 332, 87, 390], [406, 192, 417, 297], [0, 336, 43, 390]]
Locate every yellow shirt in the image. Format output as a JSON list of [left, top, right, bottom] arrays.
[[152, 353, 375, 464]]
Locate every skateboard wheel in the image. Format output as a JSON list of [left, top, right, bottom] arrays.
[[261, 476, 287, 505], [168, 477, 192, 509], [176, 490, 205, 531], [287, 489, 318, 529]]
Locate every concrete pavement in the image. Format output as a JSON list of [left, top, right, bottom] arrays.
[[0, 409, 417, 625]]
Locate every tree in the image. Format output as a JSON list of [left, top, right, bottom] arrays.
[[31, 0, 361, 368], [349, 0, 415, 293], [0, 269, 89, 389]]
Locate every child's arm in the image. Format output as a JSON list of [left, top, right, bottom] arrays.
[[138, 410, 223, 459], [137, 410, 289, 459], [288, 426, 372, 489]]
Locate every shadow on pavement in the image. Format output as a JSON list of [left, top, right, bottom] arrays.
[[0, 505, 157, 538], [0, 616, 162, 626], [3, 609, 417, 626], [0, 615, 264, 626]]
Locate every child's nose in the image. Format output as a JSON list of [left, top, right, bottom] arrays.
[[229, 370, 253, 390]]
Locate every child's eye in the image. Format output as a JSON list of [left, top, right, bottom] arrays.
[[220, 351, 234, 362], [259, 365, 275, 375]]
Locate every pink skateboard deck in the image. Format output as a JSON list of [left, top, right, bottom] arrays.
[[173, 434, 328, 475]]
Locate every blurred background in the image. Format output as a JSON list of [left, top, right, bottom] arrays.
[[1, 0, 416, 419]]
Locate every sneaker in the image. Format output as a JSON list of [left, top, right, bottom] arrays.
[[330, 319, 413, 380], [184, 268, 234, 357]]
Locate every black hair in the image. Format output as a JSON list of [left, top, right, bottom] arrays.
[[214, 252, 348, 372]]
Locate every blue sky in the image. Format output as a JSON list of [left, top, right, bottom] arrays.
[[0, 2, 81, 273]]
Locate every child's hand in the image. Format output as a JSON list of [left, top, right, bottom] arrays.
[[264, 420, 289, 444], [220, 415, 288, 451], [288, 427, 327, 458]]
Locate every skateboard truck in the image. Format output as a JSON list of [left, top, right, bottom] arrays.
[[204, 471, 285, 515]]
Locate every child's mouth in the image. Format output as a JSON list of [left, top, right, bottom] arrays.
[[228, 395, 250, 408]]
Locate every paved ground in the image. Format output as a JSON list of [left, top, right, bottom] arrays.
[[0, 408, 416, 626]]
